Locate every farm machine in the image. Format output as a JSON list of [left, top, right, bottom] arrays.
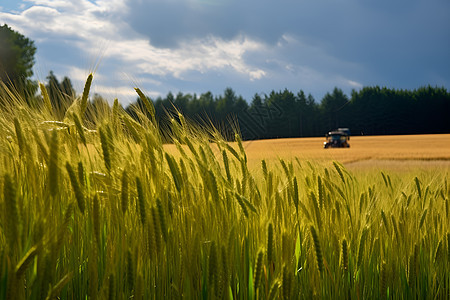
[[324, 128, 350, 148]]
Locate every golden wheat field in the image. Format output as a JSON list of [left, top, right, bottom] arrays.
[[243, 134, 450, 162], [1, 77, 449, 299], [166, 133, 450, 172], [240, 134, 450, 170]]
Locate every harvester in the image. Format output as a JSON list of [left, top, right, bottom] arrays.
[[324, 128, 350, 148]]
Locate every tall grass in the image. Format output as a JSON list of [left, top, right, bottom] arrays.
[[0, 77, 449, 299]]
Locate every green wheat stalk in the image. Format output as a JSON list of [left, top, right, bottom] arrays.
[[48, 130, 59, 198], [341, 239, 348, 271], [3, 173, 18, 247], [267, 223, 275, 266]]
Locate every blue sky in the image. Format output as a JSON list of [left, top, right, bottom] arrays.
[[1, 0, 449, 105]]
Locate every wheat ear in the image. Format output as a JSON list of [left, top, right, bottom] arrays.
[[72, 113, 86, 146], [80, 73, 92, 121], [121, 169, 129, 214], [136, 177, 146, 226], [310, 225, 323, 272], [254, 249, 264, 291], [156, 198, 168, 243], [39, 82, 52, 113], [99, 127, 111, 172], [135, 87, 155, 120], [66, 162, 85, 213]]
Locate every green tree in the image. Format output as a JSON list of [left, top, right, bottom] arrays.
[[216, 87, 239, 118], [297, 90, 319, 137], [191, 91, 216, 123], [244, 93, 269, 139], [320, 87, 349, 132], [0, 24, 36, 89], [264, 89, 299, 138], [215, 88, 248, 138], [45, 71, 75, 119]]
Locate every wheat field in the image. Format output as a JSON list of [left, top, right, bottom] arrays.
[[0, 76, 449, 299], [241, 134, 450, 165]]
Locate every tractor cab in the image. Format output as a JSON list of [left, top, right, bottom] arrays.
[[324, 129, 350, 148]]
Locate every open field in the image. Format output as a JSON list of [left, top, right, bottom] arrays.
[[165, 134, 450, 174], [1, 81, 449, 299], [242, 134, 450, 171], [243, 134, 450, 163]]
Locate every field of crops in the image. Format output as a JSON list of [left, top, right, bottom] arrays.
[[1, 78, 449, 299], [240, 134, 450, 165]]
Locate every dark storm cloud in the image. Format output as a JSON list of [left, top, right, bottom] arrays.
[[126, 0, 450, 87], [126, 0, 322, 48]]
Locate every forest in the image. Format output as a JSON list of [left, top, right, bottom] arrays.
[[129, 85, 450, 140]]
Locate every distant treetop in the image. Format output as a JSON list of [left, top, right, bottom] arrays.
[[0, 24, 36, 87]]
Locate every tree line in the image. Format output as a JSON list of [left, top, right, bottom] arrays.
[[2, 23, 450, 139], [127, 85, 450, 139]]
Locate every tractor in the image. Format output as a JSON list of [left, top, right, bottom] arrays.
[[324, 128, 350, 148]]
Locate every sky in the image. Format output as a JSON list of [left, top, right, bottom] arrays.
[[1, 0, 449, 105]]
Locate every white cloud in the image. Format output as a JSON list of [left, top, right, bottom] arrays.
[[69, 25, 270, 81], [66, 66, 96, 82], [92, 84, 152, 101], [24, 0, 96, 11], [3, 0, 269, 85], [347, 80, 363, 89]]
